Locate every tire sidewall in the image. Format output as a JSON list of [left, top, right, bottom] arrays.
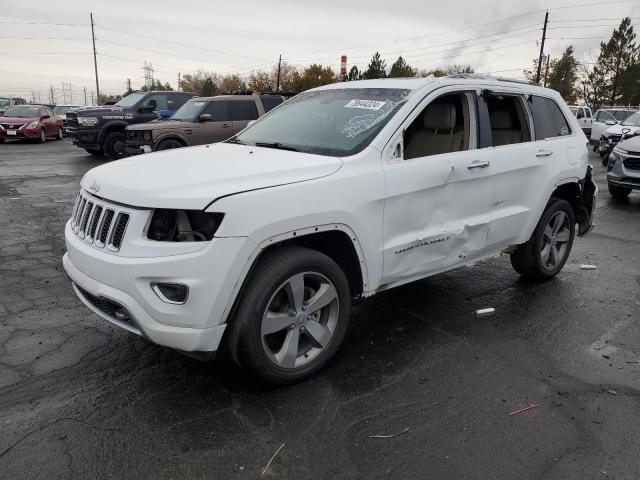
[[105, 131, 126, 159], [235, 248, 351, 383], [157, 139, 183, 150], [40, 129, 46, 143], [531, 199, 576, 277]]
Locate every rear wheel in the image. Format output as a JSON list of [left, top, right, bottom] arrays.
[[608, 182, 631, 200], [103, 131, 127, 160], [56, 128, 63, 140], [510, 198, 575, 280], [84, 147, 104, 157], [228, 246, 351, 384], [156, 138, 184, 151]]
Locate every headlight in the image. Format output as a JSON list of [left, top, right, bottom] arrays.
[[26, 121, 39, 129], [147, 209, 224, 242], [609, 149, 625, 170], [78, 116, 99, 127]]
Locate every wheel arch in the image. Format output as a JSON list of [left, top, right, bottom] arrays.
[[99, 121, 129, 143], [221, 224, 369, 328], [153, 134, 188, 149]]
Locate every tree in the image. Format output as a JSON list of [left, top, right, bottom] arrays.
[[420, 64, 474, 78], [598, 17, 639, 104], [362, 52, 387, 79], [248, 70, 274, 93], [388, 56, 416, 78], [178, 70, 219, 95], [548, 46, 579, 103], [346, 65, 361, 81], [586, 64, 610, 110], [270, 61, 299, 91], [523, 58, 557, 84], [618, 62, 640, 105], [290, 64, 336, 92], [141, 78, 173, 92], [219, 74, 246, 94]]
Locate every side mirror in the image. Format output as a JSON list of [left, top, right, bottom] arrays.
[[41, 115, 50, 120], [605, 120, 616, 126], [246, 120, 256, 128], [199, 113, 213, 122]]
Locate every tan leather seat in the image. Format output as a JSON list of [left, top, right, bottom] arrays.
[[405, 104, 463, 159], [490, 111, 523, 146]]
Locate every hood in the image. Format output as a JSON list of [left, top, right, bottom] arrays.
[[0, 116, 35, 124], [74, 105, 132, 117], [127, 120, 187, 131], [81, 142, 343, 210], [605, 124, 640, 136]]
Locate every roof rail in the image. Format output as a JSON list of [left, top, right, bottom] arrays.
[[446, 73, 535, 85]]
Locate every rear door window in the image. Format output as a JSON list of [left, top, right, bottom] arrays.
[[261, 96, 283, 113], [529, 96, 571, 139], [229, 100, 259, 121], [486, 94, 531, 147], [203, 101, 229, 122]]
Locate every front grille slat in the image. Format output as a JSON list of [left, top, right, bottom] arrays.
[[623, 157, 640, 171], [68, 192, 131, 252]]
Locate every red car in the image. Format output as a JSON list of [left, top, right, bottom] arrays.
[[0, 105, 63, 143]]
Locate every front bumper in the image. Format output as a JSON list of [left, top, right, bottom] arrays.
[[70, 127, 101, 149], [0, 128, 42, 139], [577, 164, 598, 236], [63, 220, 257, 352], [607, 152, 640, 191]]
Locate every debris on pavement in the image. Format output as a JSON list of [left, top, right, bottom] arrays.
[[607, 390, 617, 395], [580, 264, 597, 270], [509, 403, 539, 416], [475, 308, 496, 318], [602, 354, 610, 359], [262, 443, 285, 475], [369, 427, 410, 439]]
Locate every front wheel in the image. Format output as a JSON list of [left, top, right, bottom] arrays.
[[39, 129, 46, 143], [602, 153, 609, 166], [56, 128, 63, 140], [103, 131, 127, 160], [510, 198, 576, 280], [156, 138, 184, 151], [84, 147, 104, 157], [228, 246, 351, 384], [608, 182, 631, 200]]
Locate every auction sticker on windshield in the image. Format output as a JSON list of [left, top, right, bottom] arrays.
[[344, 99, 387, 110]]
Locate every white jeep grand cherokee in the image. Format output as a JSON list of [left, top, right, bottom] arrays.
[[63, 76, 597, 383]]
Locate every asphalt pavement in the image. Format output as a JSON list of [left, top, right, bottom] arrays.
[[1, 139, 639, 479]]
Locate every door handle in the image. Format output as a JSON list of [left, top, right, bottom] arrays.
[[221, 123, 231, 128], [536, 149, 553, 157], [467, 160, 490, 169]]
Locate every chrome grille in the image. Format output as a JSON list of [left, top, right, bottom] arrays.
[[623, 156, 640, 171], [69, 191, 129, 252]]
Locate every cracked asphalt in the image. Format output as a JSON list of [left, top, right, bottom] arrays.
[[1, 140, 639, 480]]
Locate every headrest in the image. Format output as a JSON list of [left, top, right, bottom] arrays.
[[424, 103, 456, 130], [490, 111, 513, 130]]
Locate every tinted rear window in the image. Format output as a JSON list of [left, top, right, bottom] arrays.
[[261, 96, 283, 113], [529, 96, 571, 140], [229, 101, 259, 121]]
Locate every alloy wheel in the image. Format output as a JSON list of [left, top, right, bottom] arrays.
[[540, 211, 571, 270], [261, 272, 339, 369]]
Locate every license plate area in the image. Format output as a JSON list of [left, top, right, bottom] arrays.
[[7, 130, 17, 136]]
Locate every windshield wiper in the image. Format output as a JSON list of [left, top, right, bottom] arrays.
[[254, 141, 301, 152], [226, 137, 247, 145]]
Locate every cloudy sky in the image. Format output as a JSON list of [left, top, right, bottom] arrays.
[[1, 0, 639, 103]]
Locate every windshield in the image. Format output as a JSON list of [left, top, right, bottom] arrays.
[[171, 100, 205, 122], [569, 107, 577, 115], [115, 92, 147, 108], [621, 112, 640, 127], [54, 105, 80, 115], [616, 110, 638, 122], [3, 106, 39, 118], [235, 88, 410, 156], [0, 98, 9, 109]]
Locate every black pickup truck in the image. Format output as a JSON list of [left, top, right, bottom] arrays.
[[66, 91, 196, 159]]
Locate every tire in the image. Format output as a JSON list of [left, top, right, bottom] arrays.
[[0, 138, 4, 144], [84, 147, 104, 157], [608, 182, 631, 200], [510, 198, 576, 280], [156, 138, 184, 151], [599, 150, 606, 159], [103, 131, 127, 160], [602, 153, 609, 166], [39, 129, 46, 143], [56, 128, 63, 140], [228, 246, 351, 384]]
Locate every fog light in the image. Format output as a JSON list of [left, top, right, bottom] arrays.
[[151, 282, 189, 304]]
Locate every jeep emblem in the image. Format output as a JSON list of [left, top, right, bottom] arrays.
[[89, 181, 101, 193]]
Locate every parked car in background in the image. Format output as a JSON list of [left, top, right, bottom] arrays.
[[607, 132, 640, 200], [125, 94, 285, 155], [591, 107, 637, 150], [63, 76, 596, 384], [66, 91, 197, 159], [0, 96, 28, 115], [54, 104, 83, 134], [568, 105, 592, 137], [598, 111, 640, 165], [0, 104, 63, 143]]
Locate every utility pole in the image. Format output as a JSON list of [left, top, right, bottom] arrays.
[[91, 91, 94, 105], [177, 72, 181, 91], [535, 11, 549, 85], [90, 13, 101, 105], [49, 85, 55, 104], [126, 78, 131, 93], [276, 54, 282, 92], [543, 55, 551, 87], [83, 86, 87, 106], [142, 61, 154, 89]]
